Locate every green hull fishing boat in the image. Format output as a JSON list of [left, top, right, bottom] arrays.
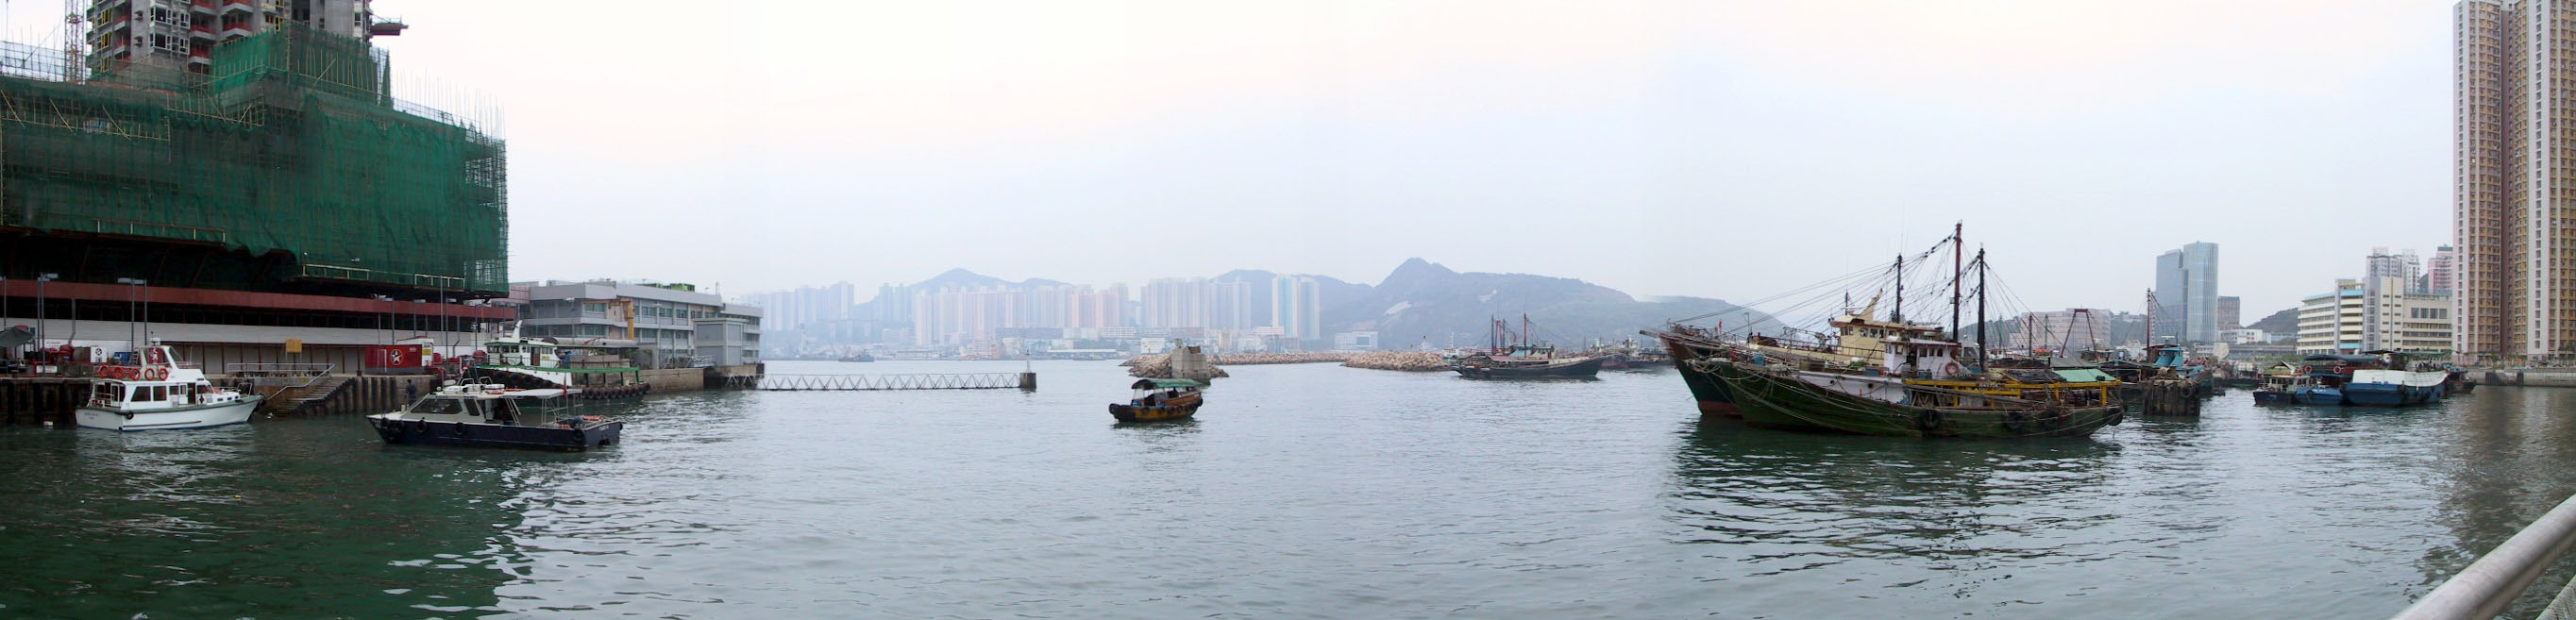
[[1658, 224, 2125, 439]]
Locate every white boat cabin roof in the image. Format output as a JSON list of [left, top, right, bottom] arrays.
[[425, 384, 568, 400]]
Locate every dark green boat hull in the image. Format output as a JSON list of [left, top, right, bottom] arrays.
[[1704, 360, 2121, 438]]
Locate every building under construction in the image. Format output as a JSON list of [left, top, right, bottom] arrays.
[[0, 22, 514, 376]]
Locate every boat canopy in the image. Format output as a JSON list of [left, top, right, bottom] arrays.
[[2304, 354, 2379, 363], [2052, 369, 2119, 383], [1130, 378, 1206, 390]]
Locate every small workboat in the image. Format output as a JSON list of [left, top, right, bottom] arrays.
[[1455, 316, 1604, 379], [367, 384, 623, 451], [2251, 375, 2300, 405], [1111, 378, 1204, 423], [75, 344, 264, 431]]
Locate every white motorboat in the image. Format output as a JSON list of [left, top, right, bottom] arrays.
[[75, 344, 265, 431]]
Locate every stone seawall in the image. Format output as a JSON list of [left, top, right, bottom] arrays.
[[642, 369, 705, 393], [2481, 369, 2576, 388]]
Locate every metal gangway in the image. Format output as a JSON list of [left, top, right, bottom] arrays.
[[225, 363, 335, 389], [2391, 494, 2576, 620], [758, 372, 1034, 392]]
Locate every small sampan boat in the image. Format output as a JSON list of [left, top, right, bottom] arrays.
[[1112, 378, 1204, 423]]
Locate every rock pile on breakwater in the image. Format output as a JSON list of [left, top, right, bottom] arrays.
[[1122, 354, 1232, 378], [1341, 351, 1449, 372], [1212, 353, 1352, 365], [1120, 352, 1354, 377]]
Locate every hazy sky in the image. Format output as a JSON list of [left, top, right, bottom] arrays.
[[8, 1, 2451, 317]]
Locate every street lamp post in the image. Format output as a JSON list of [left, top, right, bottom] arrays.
[[36, 274, 56, 348], [115, 278, 144, 351]]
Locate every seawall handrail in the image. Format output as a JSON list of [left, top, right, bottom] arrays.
[[2390, 493, 2576, 620]]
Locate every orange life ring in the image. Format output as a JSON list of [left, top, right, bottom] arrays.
[[144, 367, 168, 381], [1944, 361, 1964, 376]]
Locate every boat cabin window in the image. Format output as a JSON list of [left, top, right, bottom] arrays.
[[412, 397, 468, 415], [93, 383, 121, 402]]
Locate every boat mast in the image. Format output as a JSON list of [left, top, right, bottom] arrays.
[[1977, 248, 1989, 369], [1891, 254, 1906, 325], [1951, 222, 1961, 344]]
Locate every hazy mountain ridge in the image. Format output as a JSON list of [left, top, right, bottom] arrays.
[[841, 260, 1772, 348], [1323, 259, 1776, 348]]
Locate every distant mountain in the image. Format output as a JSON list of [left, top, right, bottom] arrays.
[[915, 268, 1012, 291], [1322, 258, 1775, 348], [2248, 307, 2298, 335]]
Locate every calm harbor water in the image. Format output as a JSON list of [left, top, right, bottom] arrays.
[[6, 360, 2576, 618]]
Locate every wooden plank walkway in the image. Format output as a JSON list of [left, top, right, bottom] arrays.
[[757, 373, 1033, 391]]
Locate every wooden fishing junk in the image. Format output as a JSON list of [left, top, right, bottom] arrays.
[[1647, 224, 2125, 438]]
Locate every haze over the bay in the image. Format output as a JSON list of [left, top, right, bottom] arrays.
[[5, 1, 2448, 313]]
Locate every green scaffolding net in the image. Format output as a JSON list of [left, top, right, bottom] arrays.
[[0, 24, 507, 293]]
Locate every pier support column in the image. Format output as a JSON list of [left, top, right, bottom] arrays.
[[1019, 372, 1037, 392]]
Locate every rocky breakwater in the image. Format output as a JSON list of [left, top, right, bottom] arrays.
[[1341, 351, 1449, 372]]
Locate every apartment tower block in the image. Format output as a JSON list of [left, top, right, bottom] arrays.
[[2457, 0, 2576, 360]]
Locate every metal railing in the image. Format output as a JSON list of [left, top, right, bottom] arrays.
[[223, 363, 334, 389], [758, 373, 1026, 391], [2391, 494, 2576, 620]]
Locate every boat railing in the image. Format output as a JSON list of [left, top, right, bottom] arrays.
[[2388, 493, 2576, 620]]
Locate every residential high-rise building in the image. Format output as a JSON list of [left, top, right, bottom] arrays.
[[2361, 248, 2422, 350], [2365, 247, 2423, 287], [2152, 243, 2220, 344], [2216, 296, 2242, 331], [749, 282, 854, 332], [2457, 0, 2576, 360], [86, 0, 396, 75], [2426, 245, 2459, 294], [1271, 276, 1321, 339]]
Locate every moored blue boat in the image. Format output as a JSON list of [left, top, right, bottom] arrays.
[[2338, 350, 2449, 407]]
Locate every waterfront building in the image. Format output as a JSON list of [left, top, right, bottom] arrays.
[[2297, 280, 2366, 356], [2218, 328, 2271, 344], [2457, 0, 2576, 360], [2152, 243, 2220, 344], [2007, 309, 2113, 352], [516, 281, 758, 368], [84, 0, 397, 76], [1333, 331, 1380, 351], [2296, 276, 2453, 356]]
